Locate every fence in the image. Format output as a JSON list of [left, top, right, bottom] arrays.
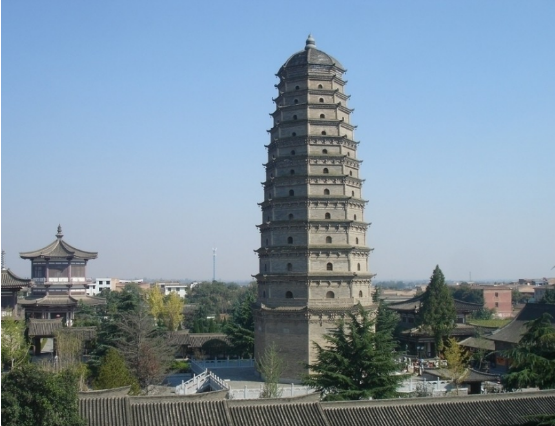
[[228, 383, 314, 400], [397, 377, 454, 395], [190, 358, 255, 373]]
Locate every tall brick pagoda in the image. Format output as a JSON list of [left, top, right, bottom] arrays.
[[254, 36, 375, 380]]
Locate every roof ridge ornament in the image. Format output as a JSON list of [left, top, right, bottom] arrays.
[[305, 34, 316, 50], [1, 249, 5, 270], [56, 225, 63, 240]]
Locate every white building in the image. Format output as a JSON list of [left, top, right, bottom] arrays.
[[157, 282, 187, 298], [87, 277, 118, 295]]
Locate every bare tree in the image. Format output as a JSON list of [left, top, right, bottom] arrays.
[[256, 342, 284, 398], [115, 301, 176, 392]]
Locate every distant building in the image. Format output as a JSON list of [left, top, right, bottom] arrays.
[[156, 282, 187, 298], [87, 277, 119, 295], [481, 286, 512, 318], [534, 284, 555, 302], [486, 303, 555, 370], [387, 294, 482, 357], [114, 279, 150, 292]]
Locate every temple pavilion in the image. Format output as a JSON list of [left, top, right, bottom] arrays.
[[1, 250, 32, 319], [18, 225, 105, 326]]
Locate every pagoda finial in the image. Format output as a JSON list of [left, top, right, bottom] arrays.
[[1, 250, 5, 270], [56, 224, 63, 239], [305, 34, 316, 50]]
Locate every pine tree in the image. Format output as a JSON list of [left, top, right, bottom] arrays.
[[303, 304, 404, 401], [419, 265, 456, 353], [503, 313, 555, 390], [225, 284, 256, 358]]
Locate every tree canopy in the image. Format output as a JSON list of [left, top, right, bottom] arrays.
[[1, 364, 85, 426], [419, 265, 456, 353], [224, 283, 256, 357], [94, 347, 138, 391], [540, 288, 555, 304], [1, 317, 29, 370], [502, 313, 555, 390], [303, 304, 404, 401], [443, 337, 470, 394]]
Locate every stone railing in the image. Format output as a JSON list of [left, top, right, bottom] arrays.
[[174, 369, 229, 395]]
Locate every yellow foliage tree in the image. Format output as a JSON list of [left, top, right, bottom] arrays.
[[145, 287, 165, 324], [443, 337, 470, 395], [164, 292, 184, 332]]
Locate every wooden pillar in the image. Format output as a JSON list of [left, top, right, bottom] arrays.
[[34, 337, 42, 356]]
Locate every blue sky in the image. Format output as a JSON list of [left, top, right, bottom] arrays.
[[2, 1, 554, 282]]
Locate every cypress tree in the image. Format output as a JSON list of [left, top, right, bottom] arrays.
[[94, 348, 137, 390], [419, 265, 456, 353]]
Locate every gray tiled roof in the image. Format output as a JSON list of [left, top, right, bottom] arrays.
[[79, 397, 131, 426], [282, 48, 343, 71], [18, 294, 106, 307], [1, 267, 31, 289], [322, 392, 555, 426], [486, 303, 555, 344], [27, 318, 63, 337], [78, 391, 555, 426], [20, 230, 97, 260], [172, 332, 230, 347], [388, 294, 482, 313], [130, 400, 231, 426], [458, 336, 495, 351], [229, 402, 329, 426]]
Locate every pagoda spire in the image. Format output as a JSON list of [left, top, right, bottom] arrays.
[[305, 34, 316, 50], [56, 224, 63, 239]]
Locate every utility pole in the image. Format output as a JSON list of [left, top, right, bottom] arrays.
[[212, 248, 217, 282]]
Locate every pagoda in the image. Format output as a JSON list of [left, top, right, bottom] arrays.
[[254, 36, 375, 380]]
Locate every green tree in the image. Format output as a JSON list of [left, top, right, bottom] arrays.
[[1, 363, 85, 426], [443, 337, 470, 394], [303, 304, 404, 401], [1, 317, 29, 370], [94, 348, 138, 391], [225, 283, 256, 357], [540, 288, 555, 304], [503, 313, 555, 390], [256, 342, 284, 398], [450, 285, 484, 304], [470, 307, 496, 320], [419, 265, 456, 353]]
